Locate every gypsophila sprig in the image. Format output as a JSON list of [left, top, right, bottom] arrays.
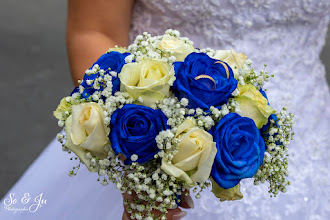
[[254, 108, 295, 196], [53, 29, 294, 218]]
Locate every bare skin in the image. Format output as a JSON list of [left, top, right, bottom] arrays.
[[66, 1, 192, 219], [67, 0, 134, 86]]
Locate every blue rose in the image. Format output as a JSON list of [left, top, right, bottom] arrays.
[[93, 51, 130, 94], [210, 113, 265, 189], [173, 53, 237, 110], [260, 113, 278, 134], [71, 51, 130, 99], [109, 104, 169, 164]]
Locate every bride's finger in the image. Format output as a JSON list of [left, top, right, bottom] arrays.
[[166, 209, 187, 220], [179, 192, 194, 209], [119, 154, 127, 163]]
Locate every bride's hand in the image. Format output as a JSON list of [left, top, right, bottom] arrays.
[[122, 191, 194, 220]]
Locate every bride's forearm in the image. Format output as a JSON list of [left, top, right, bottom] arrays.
[[66, 30, 125, 85], [66, 0, 134, 86]]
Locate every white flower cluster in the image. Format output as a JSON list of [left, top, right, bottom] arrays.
[[208, 99, 241, 126], [155, 96, 241, 133], [117, 161, 187, 219], [127, 29, 194, 65], [197, 47, 216, 58], [55, 132, 70, 153], [156, 96, 187, 130], [253, 108, 295, 196], [76, 65, 136, 128], [155, 130, 180, 163], [236, 61, 272, 88], [99, 92, 134, 126]]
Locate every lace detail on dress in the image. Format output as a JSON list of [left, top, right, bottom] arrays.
[[130, 0, 330, 219]]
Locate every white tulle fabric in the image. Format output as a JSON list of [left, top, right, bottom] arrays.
[[1, 1, 329, 219], [130, 0, 330, 219]]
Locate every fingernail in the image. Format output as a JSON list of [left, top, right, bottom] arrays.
[[185, 195, 194, 209], [173, 211, 187, 220]]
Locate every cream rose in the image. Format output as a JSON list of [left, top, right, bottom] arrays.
[[158, 35, 194, 61], [107, 47, 127, 53], [161, 119, 217, 186], [65, 103, 109, 172], [211, 178, 243, 202], [53, 97, 71, 121], [119, 58, 175, 106], [213, 49, 248, 76], [235, 84, 276, 128]]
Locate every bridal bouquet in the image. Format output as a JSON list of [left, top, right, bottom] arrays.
[[54, 30, 294, 219]]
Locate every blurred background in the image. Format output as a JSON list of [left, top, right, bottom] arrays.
[[0, 0, 329, 199]]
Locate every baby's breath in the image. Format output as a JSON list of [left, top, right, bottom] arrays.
[[254, 108, 295, 196]]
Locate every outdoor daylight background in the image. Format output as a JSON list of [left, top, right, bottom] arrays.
[[0, 0, 329, 199]]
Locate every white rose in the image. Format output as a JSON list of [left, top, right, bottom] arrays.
[[107, 47, 127, 53], [211, 178, 243, 202], [53, 97, 71, 120], [158, 35, 194, 61], [235, 84, 276, 129], [161, 119, 217, 186], [119, 58, 175, 106], [65, 103, 109, 172], [213, 49, 248, 77]]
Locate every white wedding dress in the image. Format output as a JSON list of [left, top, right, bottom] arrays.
[[1, 0, 330, 219]]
